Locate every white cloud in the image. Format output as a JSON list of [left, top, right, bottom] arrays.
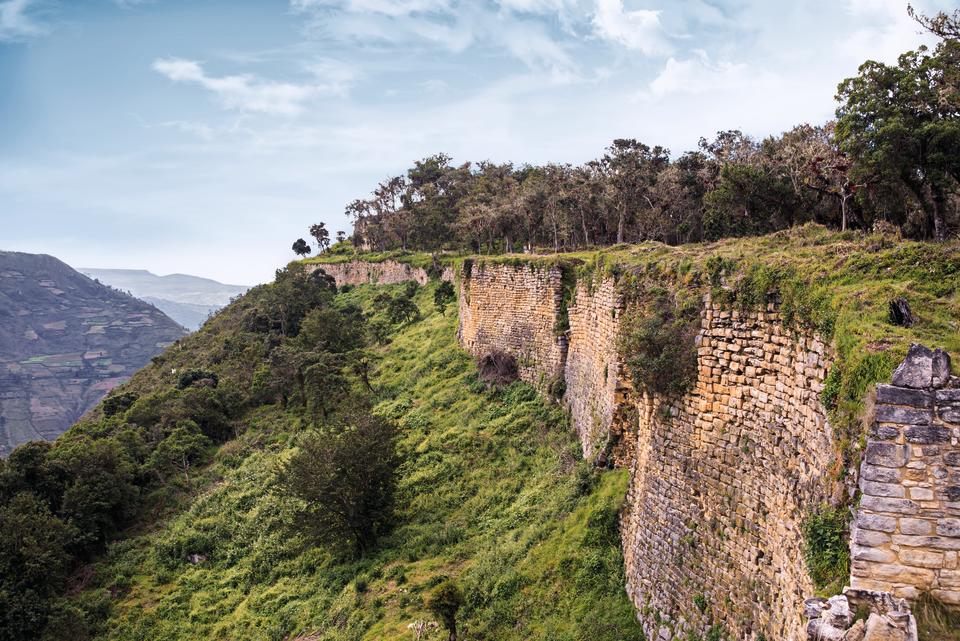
[[152, 58, 350, 116], [0, 0, 46, 41], [592, 0, 670, 55], [645, 50, 777, 98]]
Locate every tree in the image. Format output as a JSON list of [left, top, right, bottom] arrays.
[[292, 238, 311, 257], [434, 281, 456, 315], [427, 580, 464, 641], [145, 421, 211, 483], [836, 37, 960, 240], [335, 230, 346, 244], [0, 493, 76, 641], [315, 225, 331, 252], [387, 296, 420, 325], [280, 412, 399, 556]]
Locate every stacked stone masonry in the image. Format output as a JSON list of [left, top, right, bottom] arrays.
[[305, 260, 454, 287], [456, 262, 837, 640], [457, 262, 568, 386], [620, 302, 835, 641], [563, 277, 627, 461], [850, 345, 960, 606]]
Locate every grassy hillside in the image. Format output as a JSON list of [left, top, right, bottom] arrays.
[[64, 283, 643, 641]]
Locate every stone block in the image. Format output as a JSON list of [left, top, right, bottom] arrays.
[[859, 496, 918, 516], [862, 481, 905, 498], [892, 534, 960, 550], [870, 424, 901, 440], [937, 518, 960, 537], [864, 443, 908, 469], [851, 544, 897, 563], [854, 528, 892, 546], [907, 487, 934, 501], [875, 405, 932, 425], [904, 425, 952, 444], [945, 451, 960, 467], [898, 518, 933, 535], [891, 345, 937, 389], [935, 388, 960, 403], [876, 384, 932, 408], [856, 513, 897, 533], [938, 408, 960, 424], [862, 466, 900, 484], [898, 548, 944, 568]]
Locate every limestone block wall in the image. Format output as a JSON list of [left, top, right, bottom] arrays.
[[456, 261, 567, 385], [620, 302, 835, 641], [563, 277, 626, 460], [306, 260, 454, 287], [850, 345, 960, 606]]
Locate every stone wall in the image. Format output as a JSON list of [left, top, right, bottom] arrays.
[[850, 345, 960, 606], [455, 262, 837, 639], [620, 301, 835, 641], [563, 276, 626, 460], [456, 261, 567, 386], [306, 260, 454, 287]]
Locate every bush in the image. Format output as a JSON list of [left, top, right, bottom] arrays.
[[618, 289, 700, 396], [476, 350, 519, 387], [280, 411, 399, 556], [802, 505, 850, 590], [427, 580, 464, 641]]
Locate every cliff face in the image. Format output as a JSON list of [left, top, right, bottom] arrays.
[[0, 252, 185, 456], [455, 261, 835, 640]]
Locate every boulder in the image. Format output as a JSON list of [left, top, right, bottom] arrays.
[[891, 345, 935, 389]]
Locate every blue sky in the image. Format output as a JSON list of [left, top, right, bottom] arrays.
[[1, 0, 954, 284]]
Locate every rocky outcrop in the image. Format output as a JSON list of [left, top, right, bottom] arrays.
[[850, 344, 960, 606]]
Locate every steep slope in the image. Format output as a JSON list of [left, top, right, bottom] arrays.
[[0, 251, 185, 456], [55, 281, 642, 641], [80, 268, 249, 330]]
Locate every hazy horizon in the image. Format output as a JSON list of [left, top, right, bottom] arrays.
[[2, 0, 953, 284]]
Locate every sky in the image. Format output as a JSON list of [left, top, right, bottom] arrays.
[[1, 0, 955, 285]]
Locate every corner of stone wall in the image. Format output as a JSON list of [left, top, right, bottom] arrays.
[[850, 345, 960, 606]]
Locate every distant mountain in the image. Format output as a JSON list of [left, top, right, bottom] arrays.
[[80, 268, 249, 330], [0, 251, 186, 456]]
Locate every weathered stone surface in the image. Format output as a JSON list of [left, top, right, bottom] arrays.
[[875, 405, 933, 425], [871, 424, 901, 440], [891, 345, 937, 389], [903, 424, 952, 444], [939, 407, 960, 424], [864, 443, 908, 468], [938, 519, 960, 537], [856, 513, 897, 532], [876, 385, 932, 408], [862, 481, 905, 498], [935, 388, 960, 403], [932, 348, 952, 389]]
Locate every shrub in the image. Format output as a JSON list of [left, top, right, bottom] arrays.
[[618, 289, 700, 396], [177, 369, 219, 390], [802, 505, 850, 590], [427, 580, 464, 641], [476, 350, 519, 387], [434, 281, 456, 315], [102, 392, 139, 418]]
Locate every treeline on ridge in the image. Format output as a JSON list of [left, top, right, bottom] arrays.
[[338, 8, 959, 254]]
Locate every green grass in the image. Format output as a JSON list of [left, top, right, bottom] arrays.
[[72, 282, 644, 641], [915, 592, 960, 641]]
